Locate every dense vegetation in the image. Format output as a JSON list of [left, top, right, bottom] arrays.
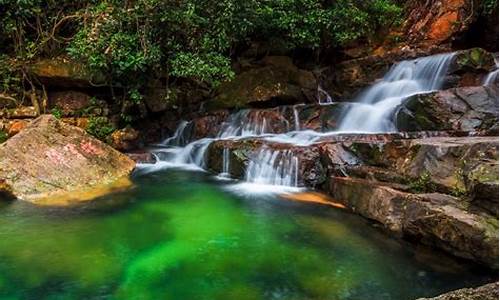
[[0, 0, 402, 97]]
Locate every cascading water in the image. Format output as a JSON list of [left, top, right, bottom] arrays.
[[318, 85, 334, 105], [337, 53, 455, 132], [162, 120, 190, 146], [218, 110, 270, 138], [483, 55, 499, 86], [245, 148, 299, 187], [145, 52, 461, 193]]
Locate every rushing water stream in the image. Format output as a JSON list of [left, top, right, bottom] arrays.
[[150, 52, 459, 190], [0, 169, 491, 299]]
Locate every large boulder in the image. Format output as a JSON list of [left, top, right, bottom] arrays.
[[211, 56, 317, 109], [417, 282, 498, 300], [345, 136, 499, 203], [327, 177, 498, 268], [0, 115, 135, 204], [30, 58, 105, 88], [396, 86, 499, 133]]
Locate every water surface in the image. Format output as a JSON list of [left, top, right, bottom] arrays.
[[0, 169, 492, 299]]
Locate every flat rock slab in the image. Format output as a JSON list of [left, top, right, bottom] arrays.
[[0, 115, 135, 204]]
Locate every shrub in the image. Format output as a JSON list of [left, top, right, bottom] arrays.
[[86, 117, 115, 141]]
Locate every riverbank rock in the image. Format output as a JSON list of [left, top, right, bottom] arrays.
[[0, 115, 135, 204], [417, 282, 499, 300], [211, 56, 317, 109], [397, 86, 499, 133]]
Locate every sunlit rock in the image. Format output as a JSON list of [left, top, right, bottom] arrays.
[[0, 115, 135, 204]]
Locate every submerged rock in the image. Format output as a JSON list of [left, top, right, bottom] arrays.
[[0, 115, 135, 204], [417, 282, 498, 300]]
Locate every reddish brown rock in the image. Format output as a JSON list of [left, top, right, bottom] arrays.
[[126, 151, 156, 164], [0, 115, 135, 204], [48, 91, 94, 116], [109, 127, 141, 151], [403, 0, 475, 46], [7, 120, 28, 137]]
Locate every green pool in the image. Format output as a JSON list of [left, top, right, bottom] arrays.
[[0, 169, 492, 299]]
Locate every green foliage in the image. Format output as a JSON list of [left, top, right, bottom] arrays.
[[50, 106, 63, 119], [86, 117, 115, 141], [408, 172, 436, 193], [0, 55, 21, 96], [0, 0, 402, 97], [0, 130, 8, 143], [481, 0, 498, 15]]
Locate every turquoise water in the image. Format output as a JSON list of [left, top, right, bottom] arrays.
[[0, 169, 492, 300]]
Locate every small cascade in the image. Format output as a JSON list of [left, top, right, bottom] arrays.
[[217, 147, 231, 179], [483, 55, 499, 86], [317, 85, 333, 105], [162, 121, 190, 146], [218, 110, 269, 138], [245, 148, 299, 187], [337, 53, 455, 132], [292, 105, 301, 131]]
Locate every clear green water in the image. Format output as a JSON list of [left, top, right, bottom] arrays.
[[0, 169, 492, 300]]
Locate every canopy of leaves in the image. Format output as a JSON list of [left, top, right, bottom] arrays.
[[0, 0, 402, 91]]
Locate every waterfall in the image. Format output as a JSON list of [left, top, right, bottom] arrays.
[[318, 85, 334, 105], [143, 51, 470, 194], [162, 120, 190, 146], [244, 148, 299, 187], [216, 147, 231, 179], [292, 105, 301, 131], [337, 53, 455, 132], [483, 56, 499, 86], [218, 110, 269, 138]]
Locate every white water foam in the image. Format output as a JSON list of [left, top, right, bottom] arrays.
[[142, 52, 459, 194], [337, 53, 455, 132]]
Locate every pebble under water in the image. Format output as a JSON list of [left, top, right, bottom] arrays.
[[0, 169, 493, 300]]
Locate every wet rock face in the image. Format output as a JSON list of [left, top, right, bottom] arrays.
[[417, 282, 498, 300], [0, 115, 135, 204], [327, 177, 499, 267], [397, 86, 499, 133], [345, 136, 499, 200], [211, 56, 317, 109]]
